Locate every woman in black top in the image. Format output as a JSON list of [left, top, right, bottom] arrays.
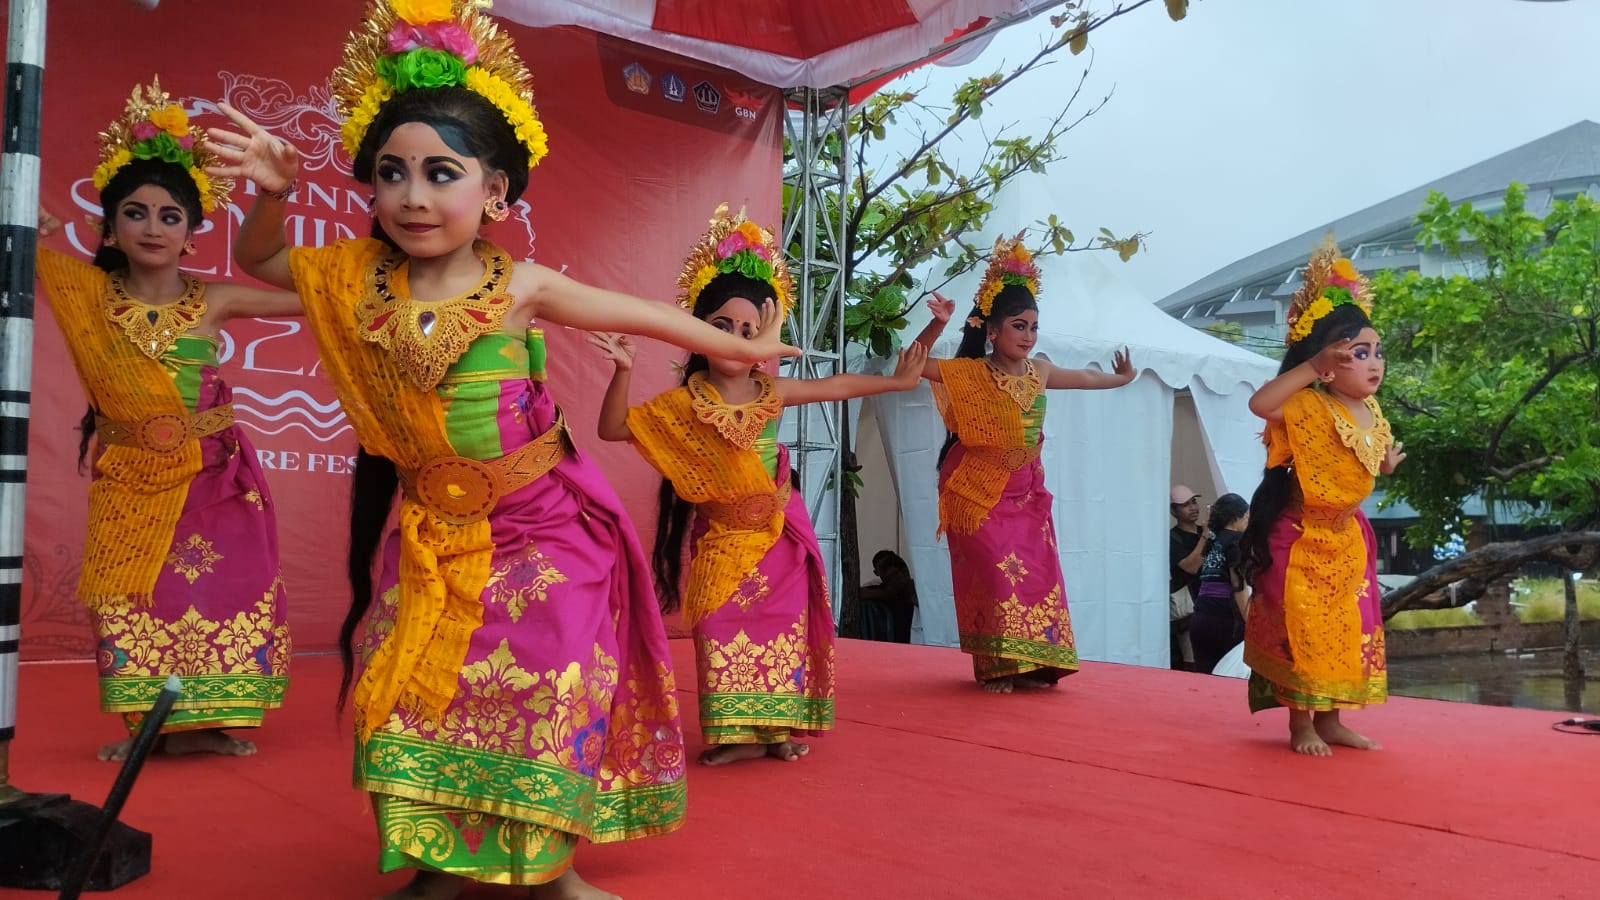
[[1191, 493, 1251, 674]]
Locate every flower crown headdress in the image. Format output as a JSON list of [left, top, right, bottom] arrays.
[[332, 0, 548, 167], [677, 203, 795, 319], [91, 77, 230, 215], [1285, 236, 1372, 346], [975, 232, 1041, 318]]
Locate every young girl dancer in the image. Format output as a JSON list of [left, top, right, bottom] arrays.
[[1241, 239, 1405, 757], [590, 205, 926, 765], [37, 79, 294, 761], [916, 234, 1135, 693], [207, 3, 794, 897]]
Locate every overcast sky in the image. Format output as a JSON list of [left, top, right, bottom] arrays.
[[891, 0, 1600, 302]]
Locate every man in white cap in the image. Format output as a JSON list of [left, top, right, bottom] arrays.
[[1168, 485, 1207, 670]]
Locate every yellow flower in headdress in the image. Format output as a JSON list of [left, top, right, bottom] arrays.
[[390, 0, 452, 24], [332, 1, 549, 167], [974, 232, 1042, 318], [1284, 236, 1373, 347], [90, 78, 233, 214], [676, 203, 794, 318], [147, 104, 189, 137]]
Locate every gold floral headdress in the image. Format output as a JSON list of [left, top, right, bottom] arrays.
[[975, 232, 1041, 317], [331, 0, 548, 166], [1285, 236, 1372, 346], [677, 203, 795, 318], [91, 77, 231, 214]]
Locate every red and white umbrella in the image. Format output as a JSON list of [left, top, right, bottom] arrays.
[[493, 0, 1063, 89]]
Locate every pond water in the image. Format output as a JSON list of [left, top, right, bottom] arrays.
[[1387, 647, 1600, 715]]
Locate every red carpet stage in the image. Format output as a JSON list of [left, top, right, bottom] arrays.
[[4, 640, 1596, 899]]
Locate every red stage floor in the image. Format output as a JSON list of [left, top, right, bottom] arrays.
[[4, 639, 1597, 899]]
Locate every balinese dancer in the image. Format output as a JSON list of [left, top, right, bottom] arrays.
[[206, 2, 795, 897], [915, 234, 1135, 693], [589, 205, 926, 765], [36, 79, 294, 762], [1241, 238, 1404, 756]]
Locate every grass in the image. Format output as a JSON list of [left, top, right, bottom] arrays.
[[1513, 577, 1600, 624], [1387, 607, 1482, 630]]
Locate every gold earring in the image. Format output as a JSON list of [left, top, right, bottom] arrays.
[[182, 240, 197, 256], [484, 197, 510, 222], [104, 235, 118, 248]]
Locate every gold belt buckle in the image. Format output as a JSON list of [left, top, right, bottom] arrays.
[[135, 413, 192, 454], [415, 457, 503, 526]]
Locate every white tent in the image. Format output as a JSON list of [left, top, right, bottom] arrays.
[[863, 173, 1279, 667]]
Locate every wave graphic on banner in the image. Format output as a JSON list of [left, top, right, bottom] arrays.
[[231, 388, 350, 442]]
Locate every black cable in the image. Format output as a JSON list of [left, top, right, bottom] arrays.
[[1551, 717, 1600, 735]]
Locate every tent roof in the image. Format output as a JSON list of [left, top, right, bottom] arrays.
[[493, 0, 1062, 89], [930, 172, 1279, 395]]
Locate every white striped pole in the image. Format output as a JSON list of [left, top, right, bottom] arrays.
[[0, 0, 47, 797]]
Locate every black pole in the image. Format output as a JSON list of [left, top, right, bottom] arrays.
[[56, 675, 179, 900], [0, 0, 47, 803]]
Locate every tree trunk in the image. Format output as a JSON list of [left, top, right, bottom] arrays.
[[836, 412, 862, 638], [1563, 571, 1585, 683]]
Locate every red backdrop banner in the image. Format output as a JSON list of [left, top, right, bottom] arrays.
[[15, 0, 781, 659]]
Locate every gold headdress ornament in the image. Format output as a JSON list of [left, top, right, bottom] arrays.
[[331, 0, 548, 166], [676, 203, 795, 318], [975, 232, 1041, 318], [1284, 236, 1372, 346], [92, 77, 231, 214]]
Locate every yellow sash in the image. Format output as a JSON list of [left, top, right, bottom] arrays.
[[36, 248, 201, 608], [933, 357, 1036, 536], [289, 238, 492, 740], [626, 379, 785, 626]]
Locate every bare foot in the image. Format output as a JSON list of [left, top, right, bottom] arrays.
[[1289, 711, 1331, 757], [697, 744, 768, 766], [1314, 713, 1381, 751], [981, 676, 1015, 694], [766, 740, 809, 762], [98, 729, 257, 762], [163, 730, 257, 757], [376, 871, 466, 900], [530, 868, 621, 900]]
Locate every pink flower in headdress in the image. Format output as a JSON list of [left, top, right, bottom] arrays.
[[388, 23, 479, 64], [177, 135, 194, 150], [716, 231, 750, 258], [1002, 257, 1036, 278], [132, 122, 158, 142], [750, 242, 772, 261]]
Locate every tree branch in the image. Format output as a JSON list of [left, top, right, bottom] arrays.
[[1482, 349, 1589, 473], [1381, 531, 1600, 617], [1487, 456, 1555, 481]]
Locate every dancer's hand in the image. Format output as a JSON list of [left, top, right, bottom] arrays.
[[1110, 347, 1136, 384], [586, 331, 636, 371], [1382, 441, 1406, 474], [741, 297, 801, 363], [1310, 338, 1355, 381], [204, 103, 299, 195], [38, 208, 61, 237], [927, 292, 956, 324], [891, 340, 929, 387]]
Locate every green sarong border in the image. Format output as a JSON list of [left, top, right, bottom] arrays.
[[697, 692, 834, 730], [356, 731, 686, 843], [959, 632, 1079, 670], [100, 673, 288, 712]]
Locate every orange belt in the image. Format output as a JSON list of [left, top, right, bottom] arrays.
[[95, 404, 235, 454], [965, 441, 1042, 471], [400, 414, 569, 525], [699, 479, 792, 529]]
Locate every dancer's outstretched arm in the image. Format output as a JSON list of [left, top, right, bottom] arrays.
[[205, 103, 300, 290], [1041, 348, 1136, 390], [1248, 340, 1353, 422], [587, 332, 636, 442], [779, 342, 926, 406]]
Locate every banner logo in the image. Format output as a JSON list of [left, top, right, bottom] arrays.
[[659, 72, 686, 103], [622, 62, 651, 95], [692, 81, 721, 114]]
